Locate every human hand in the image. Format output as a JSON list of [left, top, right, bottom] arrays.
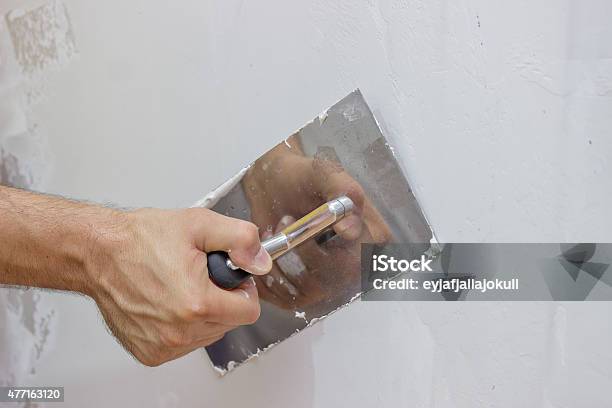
[[87, 208, 272, 366]]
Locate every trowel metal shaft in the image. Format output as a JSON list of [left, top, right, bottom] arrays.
[[207, 196, 354, 289]]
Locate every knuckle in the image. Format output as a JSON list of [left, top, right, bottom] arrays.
[[190, 299, 210, 319], [186, 207, 210, 221], [178, 292, 210, 320], [235, 222, 260, 248], [183, 208, 212, 232]]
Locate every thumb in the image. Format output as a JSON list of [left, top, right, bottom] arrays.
[[188, 208, 272, 275]]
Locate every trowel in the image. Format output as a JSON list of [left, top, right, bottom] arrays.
[[194, 90, 433, 374]]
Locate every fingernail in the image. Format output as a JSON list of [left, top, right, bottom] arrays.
[[239, 289, 250, 299], [251, 246, 273, 274]]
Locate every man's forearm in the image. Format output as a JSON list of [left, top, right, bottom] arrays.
[[0, 185, 122, 295], [0, 185, 270, 366]]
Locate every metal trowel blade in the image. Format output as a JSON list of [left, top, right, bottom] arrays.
[[194, 89, 433, 374]]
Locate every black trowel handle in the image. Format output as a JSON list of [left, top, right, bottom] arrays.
[[207, 251, 251, 290]]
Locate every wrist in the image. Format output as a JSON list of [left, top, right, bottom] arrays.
[[80, 207, 133, 299]]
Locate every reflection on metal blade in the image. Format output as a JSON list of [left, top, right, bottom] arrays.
[[195, 90, 433, 374]]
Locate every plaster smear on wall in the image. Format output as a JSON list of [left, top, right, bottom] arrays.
[[0, 0, 76, 392], [6, 0, 76, 77], [0, 0, 77, 190]]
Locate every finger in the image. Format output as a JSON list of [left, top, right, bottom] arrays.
[[333, 214, 363, 241], [313, 166, 366, 211], [189, 322, 235, 344], [200, 335, 225, 348], [319, 171, 366, 239], [320, 171, 391, 242], [189, 208, 272, 275], [196, 333, 225, 348], [204, 277, 262, 325], [254, 215, 302, 297], [362, 202, 393, 243]]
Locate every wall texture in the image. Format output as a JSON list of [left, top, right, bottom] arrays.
[[1, 0, 611, 407]]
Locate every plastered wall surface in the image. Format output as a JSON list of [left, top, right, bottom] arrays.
[[1, 0, 611, 407]]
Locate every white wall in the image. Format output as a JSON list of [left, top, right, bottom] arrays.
[[2, 0, 612, 406]]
